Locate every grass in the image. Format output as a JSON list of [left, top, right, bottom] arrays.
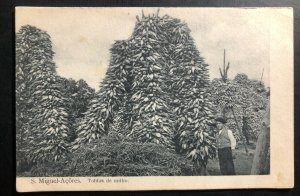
[[207, 142, 256, 175]]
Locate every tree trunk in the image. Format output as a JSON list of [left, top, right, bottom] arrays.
[[243, 130, 250, 145], [251, 102, 270, 175], [242, 116, 250, 145], [231, 107, 249, 154]]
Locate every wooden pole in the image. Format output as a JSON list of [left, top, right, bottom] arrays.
[[251, 102, 270, 174], [230, 107, 249, 154]]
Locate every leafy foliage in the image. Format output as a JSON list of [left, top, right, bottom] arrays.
[[16, 25, 70, 163], [163, 17, 216, 166], [58, 77, 96, 142], [74, 41, 130, 146], [28, 132, 193, 176], [17, 14, 218, 174], [127, 15, 175, 147], [209, 74, 268, 141], [74, 14, 216, 167], [16, 14, 270, 177]]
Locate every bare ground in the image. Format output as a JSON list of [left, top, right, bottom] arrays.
[[207, 142, 256, 175]]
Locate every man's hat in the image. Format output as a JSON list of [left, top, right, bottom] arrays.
[[215, 116, 227, 124]]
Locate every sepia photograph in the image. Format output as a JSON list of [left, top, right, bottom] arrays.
[[15, 7, 293, 191]]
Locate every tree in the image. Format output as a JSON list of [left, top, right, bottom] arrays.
[[16, 25, 70, 163], [127, 14, 216, 156], [209, 49, 268, 147], [209, 72, 268, 145], [165, 17, 216, 173], [58, 77, 96, 142], [233, 73, 268, 139], [242, 116, 251, 145], [126, 14, 174, 148], [219, 49, 230, 83], [16, 26, 34, 171], [74, 40, 130, 147], [73, 14, 216, 172]]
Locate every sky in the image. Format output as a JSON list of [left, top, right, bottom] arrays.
[[16, 7, 272, 90]]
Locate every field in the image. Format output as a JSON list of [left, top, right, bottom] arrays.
[[207, 142, 256, 175]]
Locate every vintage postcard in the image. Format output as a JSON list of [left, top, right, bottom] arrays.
[[15, 7, 293, 191]]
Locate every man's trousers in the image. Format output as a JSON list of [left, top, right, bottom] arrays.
[[218, 147, 235, 175]]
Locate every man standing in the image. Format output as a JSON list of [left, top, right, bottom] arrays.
[[215, 117, 236, 175]]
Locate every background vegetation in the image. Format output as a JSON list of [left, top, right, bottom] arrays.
[[16, 13, 269, 176]]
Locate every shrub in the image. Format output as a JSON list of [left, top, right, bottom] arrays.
[[28, 133, 193, 176]]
